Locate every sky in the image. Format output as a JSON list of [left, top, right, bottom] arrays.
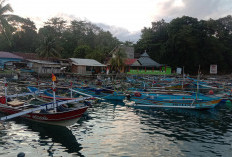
[[7, 0, 232, 42]]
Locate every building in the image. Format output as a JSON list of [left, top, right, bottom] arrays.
[[28, 60, 61, 74], [13, 52, 70, 74], [133, 51, 162, 67], [127, 51, 171, 75], [0, 52, 24, 70], [70, 58, 106, 74]]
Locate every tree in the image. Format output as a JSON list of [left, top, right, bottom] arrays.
[[12, 18, 38, 52], [110, 47, 126, 73], [135, 20, 169, 62], [36, 36, 61, 58], [134, 16, 232, 74], [85, 49, 104, 62], [44, 17, 67, 36], [0, 0, 26, 46], [73, 45, 91, 58]]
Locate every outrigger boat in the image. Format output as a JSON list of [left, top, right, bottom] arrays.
[[0, 97, 90, 126], [124, 96, 222, 110], [124, 69, 223, 110], [0, 75, 92, 126], [28, 81, 126, 102], [71, 86, 126, 101], [124, 90, 223, 109]]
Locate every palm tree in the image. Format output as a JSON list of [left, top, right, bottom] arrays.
[[0, 0, 26, 45], [36, 36, 61, 58], [110, 47, 127, 73]]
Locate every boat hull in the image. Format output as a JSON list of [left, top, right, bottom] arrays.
[[125, 98, 222, 110], [0, 104, 88, 126]]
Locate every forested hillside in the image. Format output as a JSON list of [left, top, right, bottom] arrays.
[[135, 16, 232, 74]]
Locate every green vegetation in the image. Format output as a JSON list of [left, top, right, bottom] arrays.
[[110, 47, 127, 73], [1, 1, 232, 74], [127, 67, 172, 75], [0, 1, 121, 63], [135, 16, 232, 74]]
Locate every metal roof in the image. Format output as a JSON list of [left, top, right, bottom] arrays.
[[70, 58, 106, 67], [133, 51, 162, 67], [131, 60, 141, 66], [0, 52, 23, 59], [28, 60, 60, 65], [140, 52, 149, 57]]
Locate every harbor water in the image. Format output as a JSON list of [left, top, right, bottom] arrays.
[[0, 100, 232, 157]]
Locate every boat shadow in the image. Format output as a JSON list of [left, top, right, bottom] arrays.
[[0, 115, 84, 156], [27, 122, 84, 156]]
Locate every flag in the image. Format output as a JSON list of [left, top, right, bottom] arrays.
[[52, 74, 56, 82]]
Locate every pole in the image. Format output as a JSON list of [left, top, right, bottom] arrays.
[[52, 80, 57, 112], [70, 82, 73, 98], [182, 66, 184, 89], [4, 77, 7, 104]]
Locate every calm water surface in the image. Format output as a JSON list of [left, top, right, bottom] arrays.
[[0, 100, 232, 157]]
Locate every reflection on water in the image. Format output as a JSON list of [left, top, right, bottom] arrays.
[[0, 99, 232, 156], [0, 117, 83, 156], [26, 122, 83, 156]]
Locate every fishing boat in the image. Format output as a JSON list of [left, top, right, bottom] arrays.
[[0, 96, 90, 126], [124, 90, 223, 110], [124, 97, 222, 110], [71, 86, 126, 101], [0, 75, 91, 126]]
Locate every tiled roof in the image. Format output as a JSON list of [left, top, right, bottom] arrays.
[[0, 51, 23, 59], [124, 58, 137, 65]]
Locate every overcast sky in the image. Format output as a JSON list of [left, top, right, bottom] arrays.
[[8, 0, 232, 42]]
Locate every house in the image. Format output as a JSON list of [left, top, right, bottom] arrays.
[[13, 52, 70, 74], [0, 52, 24, 70], [28, 60, 61, 74], [70, 58, 106, 74], [133, 51, 162, 67], [124, 58, 137, 72], [127, 51, 171, 75]]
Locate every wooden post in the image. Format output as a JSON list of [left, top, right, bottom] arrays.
[[4, 77, 7, 104], [52, 74, 57, 112]]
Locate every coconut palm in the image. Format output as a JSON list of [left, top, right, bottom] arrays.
[[0, 0, 26, 45], [110, 47, 127, 73], [36, 36, 61, 58]]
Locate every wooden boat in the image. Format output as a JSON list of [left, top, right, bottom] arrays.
[[0, 76, 91, 126], [125, 91, 223, 110], [71, 86, 126, 101], [124, 98, 222, 110], [0, 96, 90, 126]]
